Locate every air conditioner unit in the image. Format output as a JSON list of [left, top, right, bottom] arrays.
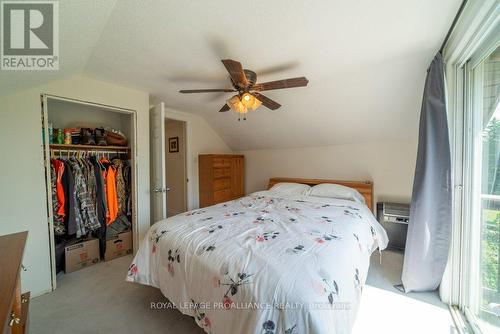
[[376, 202, 410, 251]]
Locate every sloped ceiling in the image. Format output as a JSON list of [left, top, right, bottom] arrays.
[[1, 0, 462, 151]]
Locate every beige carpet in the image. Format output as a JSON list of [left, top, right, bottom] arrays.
[[30, 250, 456, 334]]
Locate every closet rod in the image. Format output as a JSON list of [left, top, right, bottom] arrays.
[[50, 149, 128, 155]]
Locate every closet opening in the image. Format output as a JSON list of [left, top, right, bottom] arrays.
[[165, 118, 187, 217], [41, 94, 138, 290]]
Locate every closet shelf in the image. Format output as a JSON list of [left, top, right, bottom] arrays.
[[49, 144, 130, 151]]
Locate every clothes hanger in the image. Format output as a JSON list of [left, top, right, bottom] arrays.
[[97, 154, 104, 169]]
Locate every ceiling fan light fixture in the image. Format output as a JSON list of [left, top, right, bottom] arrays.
[[179, 59, 308, 116], [240, 93, 253, 109], [249, 96, 262, 111], [227, 95, 247, 114], [240, 93, 262, 111]]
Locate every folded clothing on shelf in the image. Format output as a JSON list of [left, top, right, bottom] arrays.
[[106, 214, 131, 240]]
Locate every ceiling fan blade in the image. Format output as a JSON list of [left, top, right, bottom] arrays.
[[179, 89, 236, 93], [221, 59, 248, 88], [251, 93, 281, 110], [252, 77, 309, 91], [219, 104, 230, 112]]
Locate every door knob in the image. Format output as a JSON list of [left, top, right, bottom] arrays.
[[154, 187, 167, 193]]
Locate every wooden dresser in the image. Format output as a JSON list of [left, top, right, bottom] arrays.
[[1, 232, 30, 334], [199, 154, 244, 207]]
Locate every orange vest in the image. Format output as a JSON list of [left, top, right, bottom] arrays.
[[106, 166, 118, 225]]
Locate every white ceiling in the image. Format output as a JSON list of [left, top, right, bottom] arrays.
[[1, 0, 462, 150]]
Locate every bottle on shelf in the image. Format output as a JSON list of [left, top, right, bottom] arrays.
[[56, 129, 64, 144], [64, 129, 72, 145]]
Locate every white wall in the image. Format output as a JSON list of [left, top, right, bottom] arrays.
[[0, 75, 150, 297], [162, 107, 232, 211], [238, 140, 417, 206]]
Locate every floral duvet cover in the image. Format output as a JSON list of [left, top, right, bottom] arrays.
[[127, 191, 388, 334]]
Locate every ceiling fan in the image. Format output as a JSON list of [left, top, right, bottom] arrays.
[[179, 59, 309, 120]]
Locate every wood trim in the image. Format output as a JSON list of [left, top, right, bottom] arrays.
[[267, 177, 374, 212]]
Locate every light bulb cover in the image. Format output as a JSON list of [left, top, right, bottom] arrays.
[[227, 93, 261, 113], [250, 96, 262, 111], [227, 95, 248, 113], [241, 93, 254, 108]]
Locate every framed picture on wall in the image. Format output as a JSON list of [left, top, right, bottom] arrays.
[[169, 137, 179, 153]]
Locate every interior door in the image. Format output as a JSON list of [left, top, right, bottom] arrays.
[[165, 119, 187, 216], [151, 102, 167, 223], [41, 94, 58, 290]]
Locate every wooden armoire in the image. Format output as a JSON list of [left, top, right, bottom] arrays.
[[198, 154, 244, 208]]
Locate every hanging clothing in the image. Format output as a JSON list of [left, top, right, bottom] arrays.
[[51, 159, 65, 217], [49, 153, 132, 261], [62, 160, 78, 236], [90, 157, 106, 225], [105, 163, 119, 225], [112, 159, 126, 215], [123, 162, 132, 216], [100, 159, 109, 223], [50, 163, 65, 236], [91, 157, 107, 258], [66, 159, 86, 237], [83, 158, 97, 217], [68, 158, 100, 235]]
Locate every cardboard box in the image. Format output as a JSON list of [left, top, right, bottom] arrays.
[[65, 239, 100, 273], [105, 231, 133, 261]]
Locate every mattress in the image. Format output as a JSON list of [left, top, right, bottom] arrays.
[[127, 191, 388, 333]]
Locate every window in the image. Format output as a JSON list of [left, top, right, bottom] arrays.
[[464, 44, 500, 333], [476, 46, 500, 329], [445, 2, 499, 332]]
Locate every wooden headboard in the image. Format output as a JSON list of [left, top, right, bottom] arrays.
[[267, 177, 374, 212]]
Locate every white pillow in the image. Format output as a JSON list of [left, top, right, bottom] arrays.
[[309, 183, 365, 203], [269, 182, 311, 196]]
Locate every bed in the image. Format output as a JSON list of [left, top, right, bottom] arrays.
[[127, 178, 388, 333]]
